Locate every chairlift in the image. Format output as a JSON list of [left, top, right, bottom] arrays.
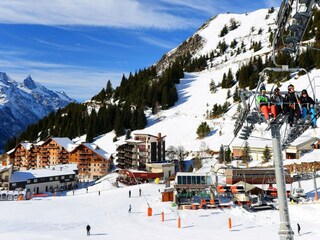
[[232, 0, 320, 149]]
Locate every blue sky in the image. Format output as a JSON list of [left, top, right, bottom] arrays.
[[0, 0, 281, 101]]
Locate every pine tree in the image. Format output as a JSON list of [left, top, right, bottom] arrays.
[[218, 145, 224, 163], [233, 86, 240, 102], [86, 109, 97, 142], [125, 129, 131, 140], [114, 109, 125, 137], [262, 145, 272, 163], [210, 79, 217, 93], [220, 24, 229, 37], [229, 18, 239, 30], [227, 89, 231, 99], [242, 141, 251, 163], [194, 157, 203, 170], [136, 107, 147, 129], [225, 147, 231, 163], [105, 80, 113, 98], [196, 122, 210, 139]]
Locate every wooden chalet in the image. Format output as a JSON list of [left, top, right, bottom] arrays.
[[7, 137, 112, 181], [7, 142, 38, 170], [70, 143, 111, 181]]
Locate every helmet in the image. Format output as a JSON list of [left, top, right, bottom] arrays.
[[288, 84, 294, 90], [301, 89, 307, 95], [260, 85, 266, 92]]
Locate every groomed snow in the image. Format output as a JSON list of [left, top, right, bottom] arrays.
[[0, 172, 319, 239]]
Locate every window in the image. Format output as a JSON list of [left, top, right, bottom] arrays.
[[178, 176, 182, 184], [182, 176, 187, 184], [34, 179, 38, 183], [196, 176, 201, 184], [61, 176, 65, 180], [200, 176, 205, 184], [191, 176, 196, 184]]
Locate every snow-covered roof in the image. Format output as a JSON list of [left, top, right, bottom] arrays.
[[0, 164, 12, 173], [10, 167, 76, 183], [82, 143, 110, 159], [20, 142, 33, 150], [51, 137, 78, 152], [46, 163, 78, 172], [231, 135, 272, 149], [125, 139, 144, 144]]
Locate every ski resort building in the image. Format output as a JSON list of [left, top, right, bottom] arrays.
[[0, 164, 13, 190], [7, 142, 39, 170], [70, 143, 111, 181], [9, 164, 77, 194], [6, 137, 112, 181], [231, 136, 319, 161], [145, 162, 175, 180], [224, 167, 293, 185], [173, 172, 214, 205], [116, 132, 166, 170]]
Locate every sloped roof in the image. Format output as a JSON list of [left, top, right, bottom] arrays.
[[52, 137, 78, 152], [20, 142, 33, 150], [39, 137, 78, 152], [81, 143, 110, 159], [10, 167, 76, 183]]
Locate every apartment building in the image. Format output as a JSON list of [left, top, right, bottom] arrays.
[[7, 137, 111, 181], [70, 143, 111, 181], [7, 142, 38, 170], [116, 132, 166, 170]]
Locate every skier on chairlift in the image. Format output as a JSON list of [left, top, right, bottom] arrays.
[[300, 89, 317, 128], [284, 84, 301, 127], [271, 87, 285, 116], [257, 85, 276, 124]]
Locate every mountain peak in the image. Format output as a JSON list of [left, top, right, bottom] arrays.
[[23, 75, 37, 90], [0, 72, 10, 84]]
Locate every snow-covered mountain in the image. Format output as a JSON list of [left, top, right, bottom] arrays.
[[93, 7, 320, 156], [0, 72, 74, 151]]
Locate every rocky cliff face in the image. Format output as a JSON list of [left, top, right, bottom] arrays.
[[155, 33, 204, 72]]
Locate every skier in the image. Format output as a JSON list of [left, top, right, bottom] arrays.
[[270, 87, 285, 115], [257, 85, 276, 123], [300, 89, 316, 128], [297, 223, 301, 235], [139, 188, 141, 196], [86, 224, 91, 236], [128, 204, 132, 213], [129, 190, 131, 198], [284, 84, 301, 127]]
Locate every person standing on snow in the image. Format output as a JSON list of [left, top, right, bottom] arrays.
[[297, 223, 301, 235], [86, 224, 91, 236]]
